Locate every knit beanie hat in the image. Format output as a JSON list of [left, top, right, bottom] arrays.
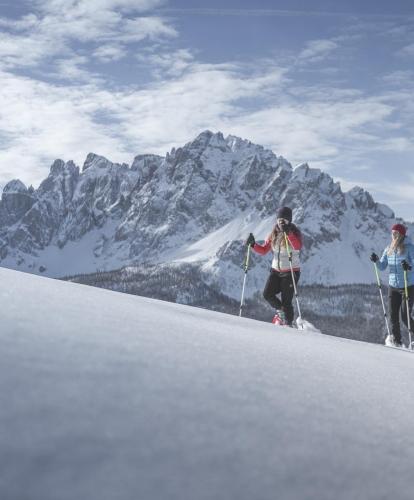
[[277, 206, 292, 222], [391, 223, 406, 236]]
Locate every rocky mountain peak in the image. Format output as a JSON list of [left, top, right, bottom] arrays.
[[82, 153, 122, 172], [0, 179, 36, 228], [347, 186, 376, 211], [3, 179, 28, 195], [0, 132, 410, 288], [182, 130, 229, 156], [49, 159, 66, 176], [226, 134, 253, 152]]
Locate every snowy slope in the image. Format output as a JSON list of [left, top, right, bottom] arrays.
[[1, 268, 414, 500]]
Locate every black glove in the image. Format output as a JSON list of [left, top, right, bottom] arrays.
[[278, 220, 290, 233], [246, 233, 255, 247], [402, 260, 412, 271], [370, 253, 379, 263]]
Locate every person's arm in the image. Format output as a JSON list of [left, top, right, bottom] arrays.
[[286, 230, 302, 251], [252, 237, 272, 255], [407, 244, 414, 266], [376, 248, 389, 271]]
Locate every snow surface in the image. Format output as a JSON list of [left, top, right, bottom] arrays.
[[1, 267, 414, 500]]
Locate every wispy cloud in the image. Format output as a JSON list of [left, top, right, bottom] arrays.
[[222, 94, 399, 167], [0, 63, 288, 181], [52, 56, 103, 83], [333, 176, 414, 218], [155, 8, 411, 20], [400, 43, 414, 57], [156, 8, 355, 18], [382, 70, 414, 87], [0, 0, 176, 75], [136, 48, 194, 77], [34, 0, 166, 15], [0, 54, 410, 190], [93, 44, 127, 63], [297, 39, 339, 63]]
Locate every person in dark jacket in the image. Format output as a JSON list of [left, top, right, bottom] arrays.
[[371, 223, 414, 347], [246, 206, 302, 326]]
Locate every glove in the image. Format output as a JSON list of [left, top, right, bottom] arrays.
[[370, 253, 379, 263], [278, 220, 290, 233], [246, 233, 255, 247], [402, 260, 412, 271]]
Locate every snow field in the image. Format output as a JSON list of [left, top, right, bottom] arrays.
[[1, 267, 414, 500]]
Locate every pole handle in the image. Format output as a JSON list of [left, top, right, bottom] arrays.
[[283, 231, 302, 323], [372, 261, 391, 338], [373, 262, 381, 287], [239, 245, 252, 317], [243, 244, 251, 273]]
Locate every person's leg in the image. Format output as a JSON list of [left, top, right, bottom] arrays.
[[401, 285, 414, 335], [280, 272, 300, 325], [388, 287, 402, 344], [263, 270, 282, 310]]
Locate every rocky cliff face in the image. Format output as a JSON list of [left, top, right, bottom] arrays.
[[0, 131, 410, 294]]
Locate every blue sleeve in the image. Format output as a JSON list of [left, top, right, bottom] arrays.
[[408, 244, 414, 266], [376, 248, 388, 271]]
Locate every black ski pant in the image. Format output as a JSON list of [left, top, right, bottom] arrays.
[[388, 285, 414, 344], [263, 269, 300, 325]]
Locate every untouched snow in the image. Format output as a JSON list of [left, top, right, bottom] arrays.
[[164, 213, 274, 264], [1, 268, 414, 500]]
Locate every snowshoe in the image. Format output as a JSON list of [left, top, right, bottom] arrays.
[[385, 335, 395, 347], [383, 335, 414, 351], [385, 335, 403, 348], [272, 310, 287, 326]]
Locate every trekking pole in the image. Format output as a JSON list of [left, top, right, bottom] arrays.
[[283, 232, 303, 328], [373, 262, 392, 341], [239, 245, 251, 317], [403, 267, 412, 350]]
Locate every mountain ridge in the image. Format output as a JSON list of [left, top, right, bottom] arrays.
[[0, 130, 410, 292]]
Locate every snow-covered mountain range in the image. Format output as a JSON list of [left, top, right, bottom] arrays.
[[0, 130, 410, 297]]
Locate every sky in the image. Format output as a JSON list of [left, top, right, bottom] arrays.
[[0, 0, 413, 219]]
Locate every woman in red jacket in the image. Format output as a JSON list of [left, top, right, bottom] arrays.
[[246, 206, 302, 326]]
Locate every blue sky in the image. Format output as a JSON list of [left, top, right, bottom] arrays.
[[0, 0, 413, 220]]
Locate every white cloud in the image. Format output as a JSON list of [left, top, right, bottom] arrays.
[[376, 137, 414, 153], [120, 17, 177, 42], [0, 31, 63, 68], [0, 55, 409, 191], [93, 44, 127, 63], [222, 95, 398, 166], [0, 13, 40, 31], [384, 24, 413, 39], [52, 56, 103, 82], [400, 43, 414, 57], [0, 70, 128, 186], [298, 39, 339, 63], [155, 8, 409, 20], [35, 0, 166, 15], [362, 181, 414, 206], [0, 64, 288, 185], [0, 0, 176, 74], [333, 175, 414, 221], [382, 70, 414, 87], [137, 48, 194, 77]]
